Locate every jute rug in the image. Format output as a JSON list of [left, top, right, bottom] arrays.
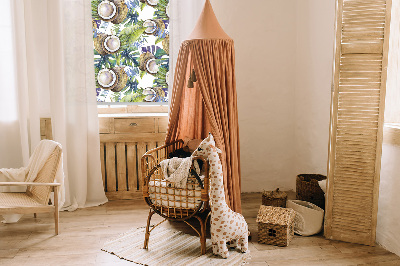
[[102, 226, 250, 265]]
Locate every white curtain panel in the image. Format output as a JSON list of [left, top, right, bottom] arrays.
[[1, 0, 107, 211], [169, 0, 205, 87], [0, 0, 25, 169]]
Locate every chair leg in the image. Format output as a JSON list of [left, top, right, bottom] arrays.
[[34, 213, 37, 218], [194, 213, 210, 255], [199, 217, 206, 255], [144, 209, 155, 249], [54, 186, 59, 235]]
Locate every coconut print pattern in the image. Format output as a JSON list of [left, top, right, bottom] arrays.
[[92, 0, 169, 102]]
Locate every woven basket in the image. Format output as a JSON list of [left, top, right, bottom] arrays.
[[296, 174, 326, 210], [256, 205, 296, 247], [262, 188, 287, 208]]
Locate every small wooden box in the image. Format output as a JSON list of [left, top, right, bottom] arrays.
[[256, 205, 296, 247], [262, 188, 287, 208]]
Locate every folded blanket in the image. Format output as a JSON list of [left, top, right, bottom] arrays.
[[159, 157, 199, 188]]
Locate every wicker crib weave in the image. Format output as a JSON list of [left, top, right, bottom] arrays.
[[141, 140, 210, 254]]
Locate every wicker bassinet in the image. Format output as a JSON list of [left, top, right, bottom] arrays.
[[141, 140, 210, 254]]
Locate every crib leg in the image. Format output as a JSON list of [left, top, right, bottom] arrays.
[[144, 209, 155, 249]]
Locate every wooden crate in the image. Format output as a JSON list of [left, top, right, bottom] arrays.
[[99, 115, 168, 200]]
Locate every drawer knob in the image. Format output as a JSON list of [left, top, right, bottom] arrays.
[[129, 123, 138, 127]]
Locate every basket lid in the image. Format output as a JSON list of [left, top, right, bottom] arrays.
[[262, 188, 287, 199], [256, 205, 296, 225]]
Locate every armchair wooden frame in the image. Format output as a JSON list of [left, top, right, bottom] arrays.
[[0, 144, 62, 235], [0, 182, 60, 234]]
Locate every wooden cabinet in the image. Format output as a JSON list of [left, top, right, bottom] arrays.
[[157, 117, 168, 133], [98, 115, 168, 200]]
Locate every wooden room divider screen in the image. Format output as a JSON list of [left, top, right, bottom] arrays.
[[325, 0, 392, 245]]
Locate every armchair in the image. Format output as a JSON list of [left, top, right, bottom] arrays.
[[0, 145, 62, 234]]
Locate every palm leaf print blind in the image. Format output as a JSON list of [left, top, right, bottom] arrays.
[[325, 0, 392, 245]]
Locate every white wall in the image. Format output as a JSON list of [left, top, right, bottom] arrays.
[[212, 0, 297, 192], [211, 0, 335, 191], [294, 1, 335, 178], [377, 142, 400, 256]]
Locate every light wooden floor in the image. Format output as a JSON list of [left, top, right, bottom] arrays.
[[1, 193, 399, 266]]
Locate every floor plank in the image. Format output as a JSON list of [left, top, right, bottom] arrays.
[[0, 192, 398, 265]]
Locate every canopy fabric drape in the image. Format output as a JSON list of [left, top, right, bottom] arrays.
[[166, 38, 242, 212]]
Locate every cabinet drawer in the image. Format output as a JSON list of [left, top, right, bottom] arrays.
[[114, 118, 155, 133], [157, 117, 168, 133]]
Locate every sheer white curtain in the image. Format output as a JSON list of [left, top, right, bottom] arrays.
[[0, 0, 23, 169], [169, 0, 205, 85], [0, 0, 107, 211]]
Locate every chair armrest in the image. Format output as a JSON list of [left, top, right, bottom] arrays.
[[141, 140, 185, 188], [142, 139, 184, 162], [0, 182, 61, 187], [143, 139, 184, 157]]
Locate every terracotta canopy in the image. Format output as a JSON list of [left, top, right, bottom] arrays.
[[166, 0, 242, 212]]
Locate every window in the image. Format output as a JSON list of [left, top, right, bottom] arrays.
[[91, 0, 169, 103]]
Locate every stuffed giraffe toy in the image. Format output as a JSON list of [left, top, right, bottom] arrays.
[[192, 133, 248, 258]]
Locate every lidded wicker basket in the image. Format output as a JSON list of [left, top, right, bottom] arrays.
[[262, 188, 287, 208], [296, 174, 326, 210], [257, 205, 296, 247]]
